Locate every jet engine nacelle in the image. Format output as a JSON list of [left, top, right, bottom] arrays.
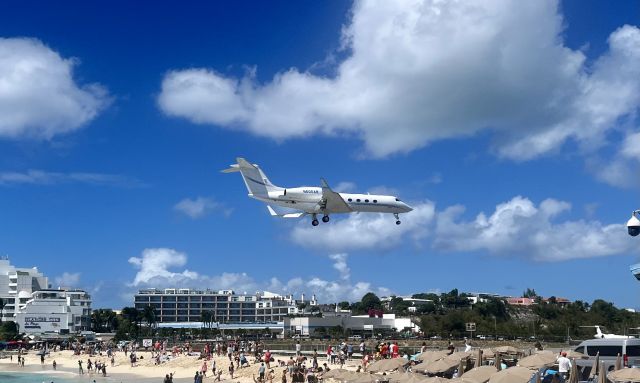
[[268, 190, 287, 199]]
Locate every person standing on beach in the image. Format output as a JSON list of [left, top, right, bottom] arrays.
[[229, 361, 235, 379], [295, 341, 301, 357], [259, 362, 266, 381], [78, 360, 84, 374], [264, 349, 272, 369], [53, 360, 57, 370]]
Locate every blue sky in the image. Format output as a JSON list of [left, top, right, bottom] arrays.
[[1, 1, 639, 309]]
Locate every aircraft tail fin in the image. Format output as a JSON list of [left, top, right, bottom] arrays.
[[222, 157, 281, 197]]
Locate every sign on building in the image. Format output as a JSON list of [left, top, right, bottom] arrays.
[[465, 322, 476, 332], [16, 313, 68, 333]]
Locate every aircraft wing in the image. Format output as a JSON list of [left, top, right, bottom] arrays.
[[320, 178, 353, 213]]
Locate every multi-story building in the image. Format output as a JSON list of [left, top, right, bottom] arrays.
[[134, 288, 317, 323], [15, 289, 92, 334], [0, 257, 49, 322]]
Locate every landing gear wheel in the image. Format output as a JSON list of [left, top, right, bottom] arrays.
[[394, 213, 401, 225], [312, 219, 319, 226], [396, 220, 401, 225], [322, 215, 330, 223]]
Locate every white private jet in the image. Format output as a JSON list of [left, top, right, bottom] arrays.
[[580, 325, 633, 339], [222, 158, 413, 226]]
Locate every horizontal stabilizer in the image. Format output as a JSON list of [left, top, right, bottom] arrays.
[[267, 205, 306, 218], [221, 164, 241, 173]]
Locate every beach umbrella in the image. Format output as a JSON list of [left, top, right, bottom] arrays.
[[481, 349, 495, 359], [487, 366, 535, 383], [598, 361, 607, 383], [446, 351, 474, 362], [388, 373, 432, 383], [368, 358, 409, 373], [607, 367, 640, 382], [423, 378, 451, 383], [458, 366, 497, 383], [564, 350, 588, 359], [518, 352, 557, 369], [333, 370, 362, 381], [417, 358, 460, 374], [615, 353, 622, 370], [474, 349, 483, 369], [450, 378, 479, 383], [493, 346, 520, 355], [457, 359, 465, 377], [345, 374, 377, 383], [568, 358, 579, 383], [589, 352, 600, 379], [416, 351, 448, 363]]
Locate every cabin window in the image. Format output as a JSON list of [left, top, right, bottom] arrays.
[[373, 200, 378, 203], [365, 199, 369, 203], [356, 199, 361, 202], [348, 198, 352, 202]]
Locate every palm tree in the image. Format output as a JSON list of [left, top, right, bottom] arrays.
[[143, 305, 157, 335], [200, 310, 213, 329], [0, 298, 6, 324]]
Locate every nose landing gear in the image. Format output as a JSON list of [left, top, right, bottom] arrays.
[[394, 213, 401, 225]]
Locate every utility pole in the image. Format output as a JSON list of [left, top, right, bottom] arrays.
[[494, 316, 497, 340]]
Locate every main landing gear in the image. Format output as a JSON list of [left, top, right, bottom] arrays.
[[311, 214, 330, 226], [394, 213, 401, 225]]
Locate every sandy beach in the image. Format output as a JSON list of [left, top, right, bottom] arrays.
[[0, 350, 362, 383]]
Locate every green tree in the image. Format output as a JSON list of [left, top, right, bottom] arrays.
[[522, 288, 537, 298], [0, 321, 18, 340], [361, 292, 383, 311]]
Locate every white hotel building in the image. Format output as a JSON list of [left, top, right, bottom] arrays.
[[0, 257, 49, 322], [15, 289, 92, 333], [0, 258, 92, 334]]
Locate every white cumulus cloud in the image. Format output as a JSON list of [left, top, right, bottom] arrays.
[[0, 170, 143, 187], [173, 196, 232, 219], [433, 196, 635, 261], [290, 196, 633, 262], [0, 38, 109, 139], [291, 201, 436, 252], [126, 248, 389, 303], [158, 1, 640, 160], [54, 272, 81, 288], [128, 248, 198, 286]]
